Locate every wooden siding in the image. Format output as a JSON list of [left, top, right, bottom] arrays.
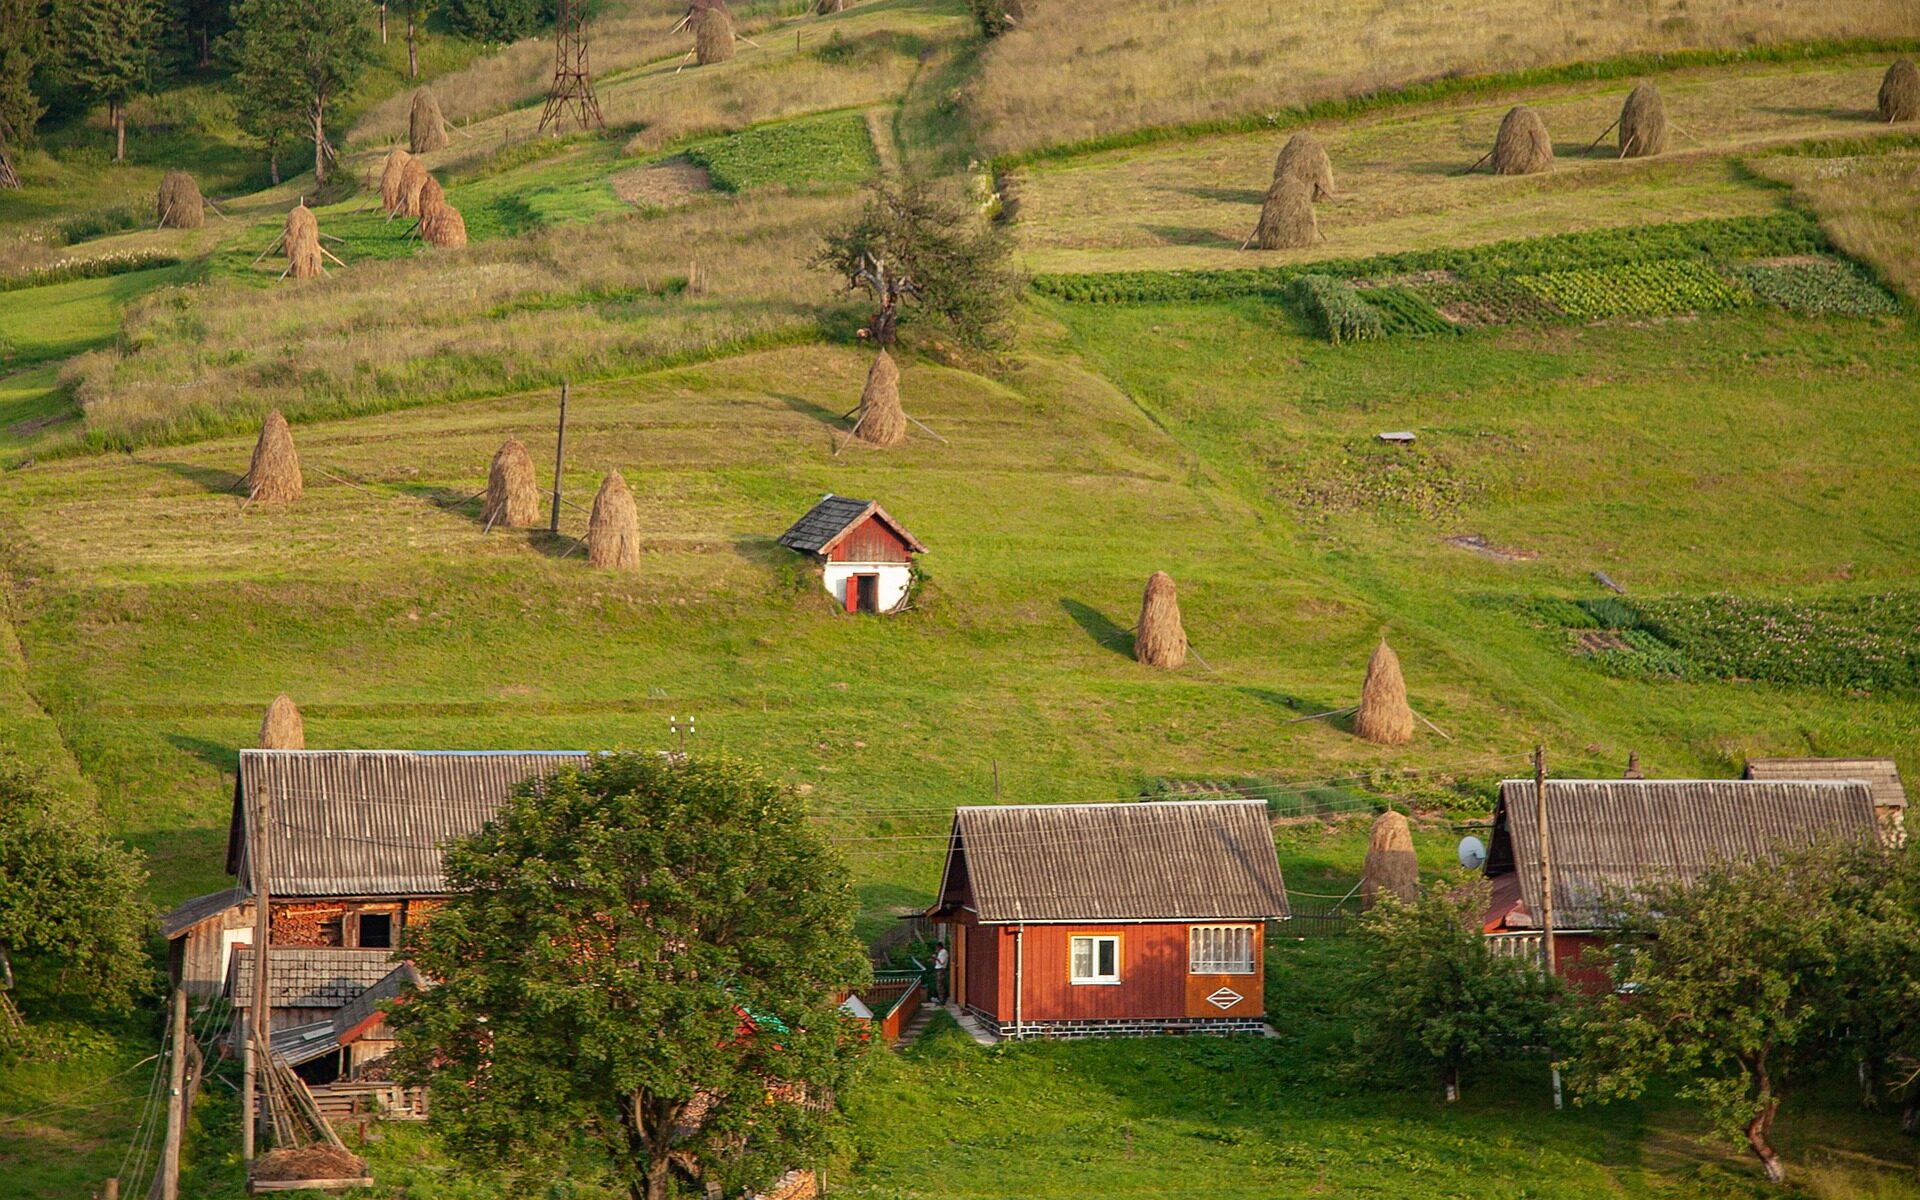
[[981, 922, 1266, 1023], [171, 900, 256, 1000], [957, 911, 1000, 1018], [826, 516, 913, 564]]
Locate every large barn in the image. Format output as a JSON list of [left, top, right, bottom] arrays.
[[1482, 778, 1881, 984], [925, 799, 1289, 1039]]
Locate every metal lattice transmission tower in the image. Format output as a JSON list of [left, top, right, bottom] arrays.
[[538, 0, 607, 135]]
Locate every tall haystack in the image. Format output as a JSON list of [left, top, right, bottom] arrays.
[[416, 174, 446, 224], [1353, 638, 1413, 746], [1361, 810, 1418, 908], [409, 88, 450, 154], [283, 204, 322, 279], [155, 170, 204, 229], [423, 203, 468, 248], [397, 156, 430, 218], [813, 0, 843, 11], [587, 470, 641, 568], [853, 349, 906, 448], [258, 694, 306, 750], [1133, 571, 1187, 669], [483, 438, 541, 529], [245, 409, 304, 503], [694, 6, 736, 64], [379, 148, 415, 214], [1617, 82, 1668, 158], [1881, 59, 1920, 123], [1272, 132, 1334, 200], [1491, 106, 1553, 175], [1249, 174, 1315, 250]]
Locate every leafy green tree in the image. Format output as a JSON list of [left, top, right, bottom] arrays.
[[51, 0, 163, 162], [398, 0, 437, 78], [0, 0, 47, 187], [1571, 850, 1847, 1183], [1353, 879, 1564, 1102], [0, 753, 150, 1017], [389, 754, 870, 1200], [1806, 839, 1920, 1116], [224, 0, 372, 184], [816, 178, 1022, 352], [170, 0, 231, 69], [443, 0, 546, 42]]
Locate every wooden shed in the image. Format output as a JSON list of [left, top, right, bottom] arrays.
[[776, 494, 926, 614], [1742, 757, 1906, 843], [925, 799, 1289, 1039], [1481, 778, 1880, 985]]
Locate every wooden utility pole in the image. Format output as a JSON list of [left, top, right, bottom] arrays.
[[1534, 744, 1556, 973], [157, 987, 188, 1200], [240, 1014, 254, 1163], [247, 772, 272, 1163], [550, 382, 569, 536]]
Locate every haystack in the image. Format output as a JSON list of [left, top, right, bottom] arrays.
[[258, 694, 306, 750], [1361, 810, 1418, 908], [155, 170, 204, 229], [1272, 132, 1334, 200], [245, 410, 304, 503], [1133, 571, 1187, 669], [853, 350, 906, 448], [423, 203, 468, 248], [587, 470, 641, 568], [251, 1146, 367, 1184], [813, 0, 843, 11], [409, 88, 450, 154], [282, 204, 322, 279], [1881, 59, 1920, 123], [397, 156, 430, 218], [694, 6, 736, 64], [379, 148, 415, 214], [416, 174, 446, 224], [483, 438, 541, 529], [1491, 106, 1553, 175], [1249, 174, 1315, 250], [1352, 638, 1413, 746], [1617, 82, 1668, 158]]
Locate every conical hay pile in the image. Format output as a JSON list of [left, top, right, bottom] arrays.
[[397, 156, 430, 217], [258, 693, 306, 750], [1617, 82, 1668, 158], [155, 170, 204, 228], [1353, 638, 1413, 746], [416, 174, 446, 224], [1133, 571, 1187, 669], [1881, 59, 1920, 123], [483, 438, 541, 528], [854, 349, 906, 448], [1249, 174, 1315, 250], [423, 203, 467, 248], [694, 7, 736, 64], [283, 204, 322, 279], [1272, 132, 1334, 200], [1361, 810, 1418, 908], [409, 88, 449, 154], [379, 148, 415, 213], [587, 470, 641, 568], [813, 0, 843, 11], [1491, 106, 1553, 175], [245, 409, 304, 502]]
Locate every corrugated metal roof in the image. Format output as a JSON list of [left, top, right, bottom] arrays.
[[1492, 779, 1878, 929], [228, 946, 402, 1009], [161, 886, 247, 939], [944, 800, 1289, 923], [229, 750, 595, 898], [776, 495, 926, 556], [1743, 757, 1907, 812]]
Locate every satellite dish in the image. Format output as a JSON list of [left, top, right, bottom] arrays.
[[1457, 835, 1487, 871]]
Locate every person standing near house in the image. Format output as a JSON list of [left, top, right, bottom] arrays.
[[931, 942, 950, 1005]]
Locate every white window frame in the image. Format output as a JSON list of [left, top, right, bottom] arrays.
[[1188, 924, 1257, 975], [1068, 935, 1121, 985]]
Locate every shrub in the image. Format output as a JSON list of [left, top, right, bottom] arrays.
[[1291, 274, 1383, 344]]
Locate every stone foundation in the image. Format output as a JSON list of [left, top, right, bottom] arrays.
[[969, 1011, 1267, 1040]]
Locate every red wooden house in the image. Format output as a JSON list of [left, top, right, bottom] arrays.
[[925, 799, 1289, 1039], [777, 494, 926, 614]]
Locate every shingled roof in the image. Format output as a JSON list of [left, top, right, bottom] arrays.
[[228, 946, 402, 1010], [776, 495, 926, 557], [161, 886, 247, 939], [1488, 779, 1878, 930], [226, 750, 595, 898], [930, 799, 1289, 924], [1743, 757, 1906, 813]]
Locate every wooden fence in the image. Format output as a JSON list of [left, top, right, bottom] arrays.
[[1283, 896, 1358, 937]]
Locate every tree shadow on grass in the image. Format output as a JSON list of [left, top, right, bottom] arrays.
[[1061, 598, 1134, 660]]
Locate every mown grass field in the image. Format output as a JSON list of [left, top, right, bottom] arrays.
[[5, 0, 1920, 1196]]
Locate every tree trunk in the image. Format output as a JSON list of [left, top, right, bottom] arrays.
[[644, 1154, 672, 1200], [112, 102, 125, 163], [1443, 1064, 1460, 1103], [1747, 1100, 1785, 1183], [312, 108, 326, 184], [198, 28, 211, 68], [408, 19, 418, 78], [269, 147, 281, 186], [380, 3, 388, 43]]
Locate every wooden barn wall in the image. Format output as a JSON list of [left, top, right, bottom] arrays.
[[959, 912, 1001, 1019], [827, 518, 911, 563], [175, 902, 256, 1000]]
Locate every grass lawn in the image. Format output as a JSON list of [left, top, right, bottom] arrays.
[[0, 264, 193, 369]]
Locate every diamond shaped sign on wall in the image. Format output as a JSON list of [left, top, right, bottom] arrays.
[[1206, 987, 1243, 1010]]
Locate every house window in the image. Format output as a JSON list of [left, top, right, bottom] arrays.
[[1188, 925, 1256, 975], [1069, 935, 1120, 984]]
